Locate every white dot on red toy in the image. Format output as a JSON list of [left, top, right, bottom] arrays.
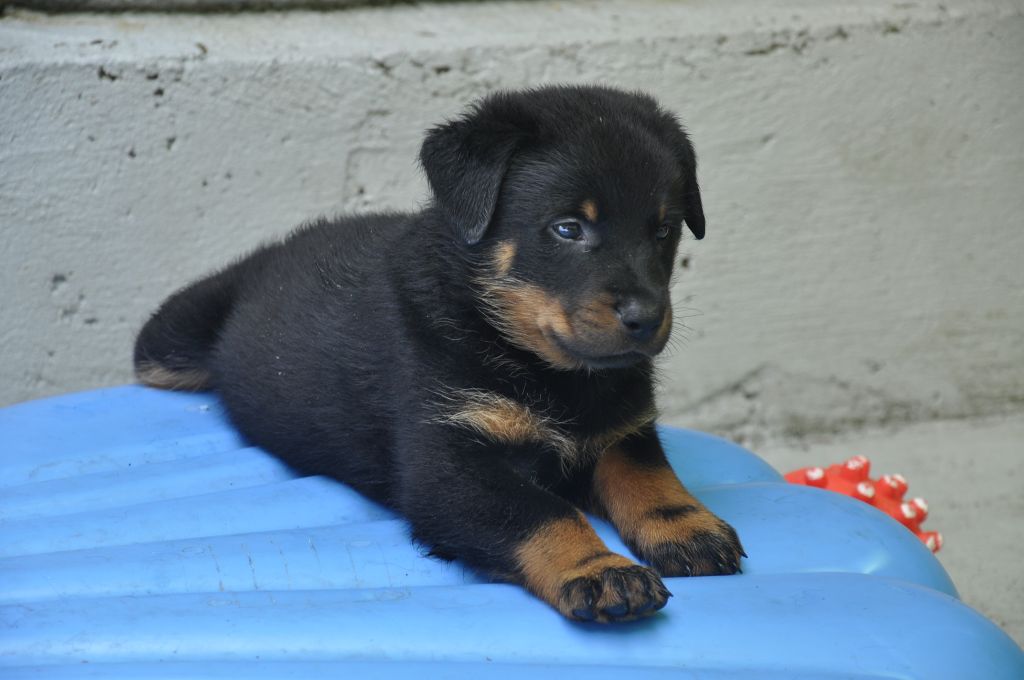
[[900, 502, 918, 520], [856, 481, 875, 499], [925, 533, 944, 552], [806, 467, 825, 480], [911, 497, 928, 513]]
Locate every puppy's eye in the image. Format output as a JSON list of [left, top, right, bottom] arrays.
[[655, 223, 673, 240], [551, 220, 583, 240]]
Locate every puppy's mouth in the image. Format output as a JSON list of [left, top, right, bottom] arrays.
[[575, 350, 650, 369], [547, 332, 660, 370]]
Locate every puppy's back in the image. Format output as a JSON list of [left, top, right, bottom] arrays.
[[136, 213, 415, 500]]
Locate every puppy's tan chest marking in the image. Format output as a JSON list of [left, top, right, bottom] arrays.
[[433, 389, 656, 462], [433, 389, 575, 459]]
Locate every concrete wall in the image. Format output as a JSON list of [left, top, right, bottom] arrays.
[[2, 0, 1023, 443]]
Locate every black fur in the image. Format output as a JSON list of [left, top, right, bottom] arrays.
[[135, 85, 738, 621]]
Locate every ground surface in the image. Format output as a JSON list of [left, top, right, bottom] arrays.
[[754, 414, 1024, 647]]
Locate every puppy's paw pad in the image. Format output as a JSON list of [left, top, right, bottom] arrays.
[[560, 564, 671, 623], [646, 518, 745, 577]]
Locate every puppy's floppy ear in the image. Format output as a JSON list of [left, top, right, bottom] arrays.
[[660, 120, 705, 240], [420, 94, 535, 245], [635, 99, 706, 240], [677, 141, 706, 240]]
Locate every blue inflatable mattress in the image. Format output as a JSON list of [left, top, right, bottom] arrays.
[[1, 386, 1021, 678]]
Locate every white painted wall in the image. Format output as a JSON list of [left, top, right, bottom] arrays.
[[2, 1, 1022, 442]]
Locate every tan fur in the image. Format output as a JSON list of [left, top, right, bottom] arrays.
[[593, 444, 718, 552], [476, 253, 673, 373], [658, 203, 667, 222], [580, 199, 599, 223], [434, 389, 576, 459], [653, 304, 673, 347], [476, 279, 582, 370], [573, 293, 621, 335], [491, 241, 516, 278], [434, 389, 656, 467], [136, 361, 211, 392], [515, 513, 632, 606]]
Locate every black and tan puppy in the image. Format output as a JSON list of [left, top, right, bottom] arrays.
[[135, 85, 744, 623]]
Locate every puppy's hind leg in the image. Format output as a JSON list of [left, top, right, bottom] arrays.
[[134, 254, 262, 391]]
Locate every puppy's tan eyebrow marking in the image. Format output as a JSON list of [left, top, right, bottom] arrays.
[[580, 200, 599, 223], [658, 203, 667, 222]]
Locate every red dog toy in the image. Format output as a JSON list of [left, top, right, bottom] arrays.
[[785, 455, 943, 553]]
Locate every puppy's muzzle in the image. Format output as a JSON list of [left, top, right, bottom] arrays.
[[615, 297, 666, 344], [561, 295, 672, 369]]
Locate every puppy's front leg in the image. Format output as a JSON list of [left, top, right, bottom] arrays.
[[398, 428, 670, 623], [591, 425, 745, 577]]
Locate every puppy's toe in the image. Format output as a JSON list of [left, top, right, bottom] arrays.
[[561, 563, 671, 623], [645, 516, 746, 577]]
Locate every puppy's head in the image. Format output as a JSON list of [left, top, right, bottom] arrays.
[[420, 85, 705, 371]]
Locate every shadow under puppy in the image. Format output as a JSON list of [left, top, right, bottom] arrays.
[[135, 85, 745, 623]]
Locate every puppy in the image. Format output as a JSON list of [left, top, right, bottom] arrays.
[[135, 85, 744, 623]]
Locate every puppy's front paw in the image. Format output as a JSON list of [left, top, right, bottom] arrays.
[[635, 506, 746, 577], [560, 560, 672, 623], [516, 515, 672, 623]]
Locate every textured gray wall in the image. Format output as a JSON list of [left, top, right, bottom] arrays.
[[2, 1, 1023, 443]]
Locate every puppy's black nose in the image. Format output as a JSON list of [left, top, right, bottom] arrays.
[[616, 298, 665, 342]]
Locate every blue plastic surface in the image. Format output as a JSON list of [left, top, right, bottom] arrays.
[[1, 386, 1021, 678]]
